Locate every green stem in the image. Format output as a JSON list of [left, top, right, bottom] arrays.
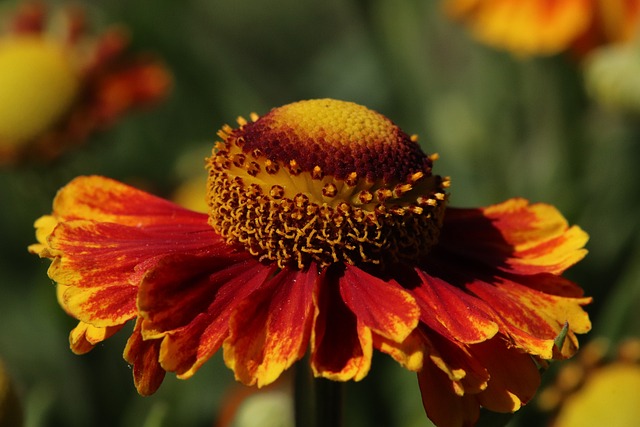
[[294, 360, 314, 427], [294, 361, 344, 427], [315, 378, 343, 427]]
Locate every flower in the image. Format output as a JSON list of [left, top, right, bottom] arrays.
[[30, 99, 591, 427], [0, 1, 171, 165], [538, 338, 640, 427], [444, 0, 640, 57]]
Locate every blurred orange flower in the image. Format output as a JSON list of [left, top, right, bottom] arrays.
[[0, 1, 171, 165], [444, 0, 640, 57], [30, 99, 591, 427]]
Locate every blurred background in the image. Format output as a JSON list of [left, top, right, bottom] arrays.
[[1, 0, 639, 426]]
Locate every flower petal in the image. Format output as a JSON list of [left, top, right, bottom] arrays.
[[412, 268, 499, 344], [373, 331, 424, 372], [138, 251, 255, 336], [418, 359, 480, 427], [46, 175, 206, 226], [311, 266, 372, 381], [470, 338, 541, 413], [438, 199, 588, 276], [466, 276, 591, 359], [426, 199, 591, 359], [422, 328, 490, 396], [340, 264, 419, 343], [47, 218, 218, 284], [137, 253, 274, 378], [28, 214, 58, 254], [224, 264, 319, 387], [59, 279, 137, 326], [33, 176, 220, 328], [123, 319, 165, 396], [68, 320, 124, 355]]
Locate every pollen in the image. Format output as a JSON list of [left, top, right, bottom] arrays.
[[0, 36, 79, 142], [206, 99, 449, 269]]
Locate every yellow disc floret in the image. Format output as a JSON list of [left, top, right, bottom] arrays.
[[0, 36, 79, 142], [206, 99, 450, 269]]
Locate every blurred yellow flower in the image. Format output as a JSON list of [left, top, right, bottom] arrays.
[[172, 175, 209, 213], [0, 1, 171, 165], [555, 364, 640, 427], [444, 0, 640, 57], [539, 338, 640, 427], [0, 37, 79, 141]]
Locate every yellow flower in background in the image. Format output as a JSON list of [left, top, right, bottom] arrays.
[[538, 338, 640, 427], [31, 99, 591, 427], [171, 145, 212, 213], [0, 1, 171, 165], [444, 0, 640, 57], [172, 175, 209, 213]]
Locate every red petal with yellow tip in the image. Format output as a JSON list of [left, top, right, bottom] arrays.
[[438, 200, 588, 276], [137, 254, 275, 378], [415, 199, 591, 361], [421, 328, 490, 396], [224, 264, 319, 387], [418, 359, 480, 427], [340, 265, 419, 344], [39, 176, 219, 327], [58, 278, 137, 327], [373, 331, 425, 372], [465, 276, 590, 359], [123, 320, 165, 396], [411, 269, 499, 344], [69, 321, 124, 355], [138, 252, 256, 335], [311, 266, 372, 381], [470, 338, 541, 413], [49, 176, 206, 226], [45, 218, 217, 324]]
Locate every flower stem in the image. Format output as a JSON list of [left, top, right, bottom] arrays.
[[294, 360, 314, 427], [294, 360, 344, 427], [315, 378, 343, 427]]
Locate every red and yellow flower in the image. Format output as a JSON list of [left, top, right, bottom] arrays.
[[30, 99, 591, 427], [444, 0, 640, 57], [0, 1, 171, 165]]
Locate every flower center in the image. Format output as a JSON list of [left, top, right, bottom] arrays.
[[0, 37, 79, 142], [206, 99, 449, 269]]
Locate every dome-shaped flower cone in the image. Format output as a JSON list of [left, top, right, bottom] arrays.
[[0, 1, 171, 166], [444, 0, 640, 58], [30, 99, 591, 426]]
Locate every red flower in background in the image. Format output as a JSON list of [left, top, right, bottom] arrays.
[[30, 99, 591, 427], [0, 1, 171, 165]]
